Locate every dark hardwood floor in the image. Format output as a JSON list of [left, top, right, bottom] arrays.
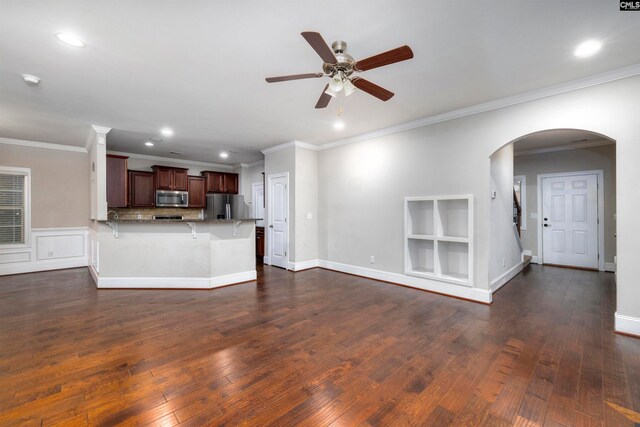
[[0, 265, 639, 426]]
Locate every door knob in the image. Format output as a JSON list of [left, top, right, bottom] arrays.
[[269, 224, 273, 228], [543, 224, 550, 227], [543, 218, 548, 221]]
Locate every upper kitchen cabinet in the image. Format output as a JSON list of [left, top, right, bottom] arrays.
[[106, 154, 128, 208], [152, 166, 188, 191], [201, 171, 239, 194], [187, 176, 206, 208], [129, 170, 155, 207]]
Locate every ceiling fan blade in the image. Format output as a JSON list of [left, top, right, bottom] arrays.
[[315, 84, 332, 109], [351, 78, 394, 101], [301, 32, 337, 64], [265, 73, 323, 83], [354, 45, 414, 72]]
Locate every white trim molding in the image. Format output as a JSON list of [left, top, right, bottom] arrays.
[[0, 137, 87, 153], [605, 262, 616, 272], [490, 262, 524, 293], [289, 259, 320, 271], [0, 227, 88, 276], [261, 140, 319, 155], [317, 259, 492, 304], [239, 160, 265, 168], [93, 269, 256, 289], [615, 312, 640, 337]]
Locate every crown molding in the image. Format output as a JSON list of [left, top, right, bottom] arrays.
[[239, 159, 265, 168], [106, 150, 234, 170], [261, 63, 640, 154], [514, 139, 614, 157], [0, 137, 88, 153], [261, 140, 320, 155], [91, 125, 112, 135]]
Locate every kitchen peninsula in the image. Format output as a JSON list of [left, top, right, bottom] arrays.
[[90, 218, 258, 289]]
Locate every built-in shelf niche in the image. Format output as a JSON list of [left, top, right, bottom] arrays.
[[407, 200, 434, 237], [407, 239, 435, 274], [405, 195, 473, 286]]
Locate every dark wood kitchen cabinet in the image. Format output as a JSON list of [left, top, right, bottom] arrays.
[[256, 226, 265, 260], [106, 154, 128, 207], [201, 171, 239, 194], [187, 176, 206, 208], [128, 170, 155, 207], [152, 166, 188, 191]]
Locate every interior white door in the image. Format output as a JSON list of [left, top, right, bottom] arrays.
[[267, 175, 288, 269], [542, 173, 598, 269]]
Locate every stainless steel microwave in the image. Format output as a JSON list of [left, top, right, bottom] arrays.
[[156, 190, 189, 207]]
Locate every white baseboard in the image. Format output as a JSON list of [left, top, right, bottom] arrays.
[[490, 262, 523, 293], [289, 259, 320, 271], [94, 269, 257, 289], [615, 312, 640, 337], [0, 227, 88, 276], [317, 260, 491, 303], [523, 250, 532, 256], [605, 262, 616, 273], [531, 256, 540, 264]]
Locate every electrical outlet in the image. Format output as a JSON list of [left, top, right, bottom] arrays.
[[306, 213, 312, 220], [137, 214, 142, 219], [48, 251, 54, 257], [369, 256, 375, 264], [530, 212, 538, 219]]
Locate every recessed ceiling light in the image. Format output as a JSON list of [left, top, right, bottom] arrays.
[[145, 141, 154, 147], [334, 121, 345, 130], [22, 74, 41, 85], [574, 40, 602, 58], [160, 128, 174, 137], [220, 152, 229, 159], [55, 32, 86, 48]]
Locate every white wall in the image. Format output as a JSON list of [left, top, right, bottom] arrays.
[[294, 147, 318, 263], [315, 75, 640, 328], [0, 144, 89, 228], [514, 143, 616, 263], [489, 143, 522, 284], [239, 163, 265, 202]]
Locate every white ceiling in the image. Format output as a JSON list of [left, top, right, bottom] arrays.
[[1, 1, 639, 164]]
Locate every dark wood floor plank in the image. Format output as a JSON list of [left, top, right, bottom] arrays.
[[0, 264, 638, 426]]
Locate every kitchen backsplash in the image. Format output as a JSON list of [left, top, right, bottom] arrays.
[[112, 207, 204, 220]]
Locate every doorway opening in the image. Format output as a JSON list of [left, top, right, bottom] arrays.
[[511, 129, 616, 272]]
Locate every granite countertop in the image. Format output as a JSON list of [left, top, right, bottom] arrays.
[[99, 218, 261, 224]]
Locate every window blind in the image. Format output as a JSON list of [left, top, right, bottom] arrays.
[[0, 173, 25, 245]]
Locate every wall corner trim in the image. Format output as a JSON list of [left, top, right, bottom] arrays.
[[261, 140, 320, 155], [490, 262, 524, 293], [614, 312, 640, 337]]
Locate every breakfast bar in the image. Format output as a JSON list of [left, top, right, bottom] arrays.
[[89, 219, 258, 289]]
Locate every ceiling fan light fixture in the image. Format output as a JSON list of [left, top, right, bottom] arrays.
[[329, 74, 344, 92], [343, 79, 356, 96], [324, 85, 338, 97]]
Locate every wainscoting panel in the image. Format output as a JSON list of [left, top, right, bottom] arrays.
[[0, 227, 88, 276]]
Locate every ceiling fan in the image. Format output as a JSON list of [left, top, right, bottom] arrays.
[[265, 32, 414, 109]]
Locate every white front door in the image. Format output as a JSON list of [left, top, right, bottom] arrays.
[[267, 174, 288, 269], [542, 173, 599, 269]]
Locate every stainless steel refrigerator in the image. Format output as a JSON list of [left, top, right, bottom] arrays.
[[204, 194, 250, 220]]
